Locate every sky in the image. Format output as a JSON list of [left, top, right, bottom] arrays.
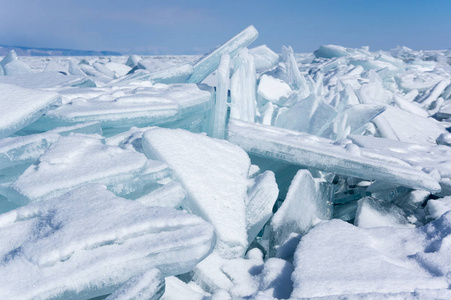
[[0, 0, 450, 55]]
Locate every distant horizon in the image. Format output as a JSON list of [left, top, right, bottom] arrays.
[[1, 42, 449, 57], [1, 0, 450, 55]]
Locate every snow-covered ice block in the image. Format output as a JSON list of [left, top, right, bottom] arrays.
[[105, 269, 165, 300], [230, 48, 257, 123], [354, 196, 413, 228], [257, 75, 292, 106], [270, 170, 333, 251], [426, 196, 451, 220], [249, 45, 279, 73], [245, 171, 279, 244], [227, 119, 440, 192], [162, 276, 210, 300], [0, 83, 61, 138], [257, 258, 294, 299], [143, 128, 250, 258], [187, 25, 258, 83], [6, 135, 161, 204], [291, 215, 451, 298], [30, 83, 213, 131], [0, 185, 214, 299]]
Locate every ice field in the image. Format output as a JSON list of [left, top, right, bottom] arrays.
[[1, 25, 451, 299]]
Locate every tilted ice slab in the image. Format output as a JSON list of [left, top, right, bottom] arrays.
[[245, 170, 278, 244], [0, 184, 214, 300], [7, 135, 168, 204], [349, 134, 451, 182], [291, 213, 451, 298], [30, 83, 213, 130], [227, 119, 440, 192], [142, 128, 250, 258], [0, 83, 61, 138], [187, 25, 258, 83], [270, 170, 333, 252]]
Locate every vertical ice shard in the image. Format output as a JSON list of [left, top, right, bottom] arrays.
[[0, 83, 61, 138], [270, 170, 333, 252], [106, 269, 165, 300], [212, 54, 230, 139], [281, 46, 309, 92], [245, 171, 279, 244], [230, 48, 257, 123], [142, 128, 250, 258], [187, 25, 258, 83]]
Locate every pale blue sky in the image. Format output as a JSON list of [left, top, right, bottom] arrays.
[[0, 0, 450, 54]]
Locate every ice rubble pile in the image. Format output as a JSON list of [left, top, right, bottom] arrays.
[[1, 26, 451, 299]]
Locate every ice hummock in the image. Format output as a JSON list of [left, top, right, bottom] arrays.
[[1, 26, 451, 299]]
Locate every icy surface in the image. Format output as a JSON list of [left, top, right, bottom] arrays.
[[292, 213, 451, 298], [0, 184, 214, 299]]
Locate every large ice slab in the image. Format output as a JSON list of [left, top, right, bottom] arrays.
[[142, 128, 250, 258], [187, 26, 258, 83], [291, 213, 451, 298], [6, 135, 166, 204], [28, 83, 213, 131], [228, 119, 440, 192], [0, 184, 214, 299], [0, 83, 61, 138], [0, 122, 102, 173]]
